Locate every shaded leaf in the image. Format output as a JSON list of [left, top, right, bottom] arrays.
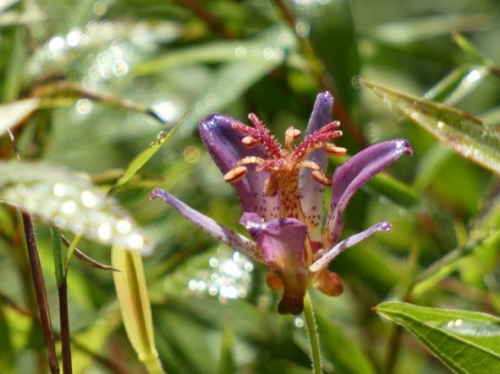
[[362, 79, 500, 174], [375, 302, 500, 374], [293, 0, 359, 108], [0, 161, 150, 251], [315, 310, 377, 374]]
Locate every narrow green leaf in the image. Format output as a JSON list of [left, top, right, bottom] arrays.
[[107, 113, 184, 195], [51, 228, 65, 287], [424, 65, 489, 104], [112, 245, 164, 374], [217, 320, 235, 374], [362, 79, 500, 174], [293, 0, 359, 108], [453, 33, 490, 64], [0, 161, 151, 251], [0, 98, 39, 136], [134, 25, 292, 75], [375, 302, 500, 374]]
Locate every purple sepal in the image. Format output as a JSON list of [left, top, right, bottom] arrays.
[[200, 114, 280, 221], [299, 92, 334, 242], [150, 188, 263, 263], [324, 139, 412, 248]]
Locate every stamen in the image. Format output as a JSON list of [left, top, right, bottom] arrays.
[[241, 136, 259, 148], [224, 166, 248, 184], [285, 127, 302, 151], [264, 175, 278, 197], [311, 170, 332, 186], [324, 143, 347, 156]]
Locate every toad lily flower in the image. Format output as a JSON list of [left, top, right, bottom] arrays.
[[151, 92, 412, 315]]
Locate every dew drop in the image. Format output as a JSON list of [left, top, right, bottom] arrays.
[[98, 223, 112, 241], [61, 200, 76, 215], [295, 20, 310, 37], [80, 190, 97, 208], [53, 183, 66, 197], [125, 233, 145, 250], [156, 131, 167, 141], [234, 46, 247, 59], [116, 219, 132, 234]]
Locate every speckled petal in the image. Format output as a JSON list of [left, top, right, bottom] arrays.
[[240, 213, 308, 315], [324, 139, 412, 248], [310, 222, 392, 272], [200, 114, 280, 221], [299, 92, 334, 242], [150, 189, 263, 263]]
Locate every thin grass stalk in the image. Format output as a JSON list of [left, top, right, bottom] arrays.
[[22, 212, 60, 373]]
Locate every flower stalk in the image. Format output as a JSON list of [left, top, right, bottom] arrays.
[[303, 293, 323, 374]]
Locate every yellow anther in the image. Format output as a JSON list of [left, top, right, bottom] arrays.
[[324, 143, 347, 156], [241, 136, 259, 148], [223, 166, 248, 184], [311, 170, 332, 186]]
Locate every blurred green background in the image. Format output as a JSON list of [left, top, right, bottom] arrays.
[[1, 0, 500, 373]]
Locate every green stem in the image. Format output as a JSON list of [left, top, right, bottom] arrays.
[[303, 292, 322, 374]]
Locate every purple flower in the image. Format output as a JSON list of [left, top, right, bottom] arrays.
[[151, 92, 412, 315]]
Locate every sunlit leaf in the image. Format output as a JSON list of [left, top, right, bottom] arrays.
[[135, 25, 292, 75], [375, 302, 500, 374], [0, 98, 39, 136], [112, 245, 164, 374], [424, 65, 489, 104], [137, 25, 294, 131], [0, 161, 150, 251], [108, 113, 183, 195], [362, 79, 500, 174]]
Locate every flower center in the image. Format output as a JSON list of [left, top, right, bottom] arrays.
[[224, 114, 346, 263], [224, 114, 345, 215]]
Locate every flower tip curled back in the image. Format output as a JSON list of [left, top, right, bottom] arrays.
[[396, 139, 413, 156], [149, 188, 165, 200]]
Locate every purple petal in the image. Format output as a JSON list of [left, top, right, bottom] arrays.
[[299, 92, 334, 242], [325, 139, 412, 247], [310, 222, 392, 272], [241, 213, 308, 315], [150, 188, 263, 263], [200, 114, 280, 221]]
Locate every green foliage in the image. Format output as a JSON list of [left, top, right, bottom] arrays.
[[376, 302, 500, 374], [1, 0, 500, 373]]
